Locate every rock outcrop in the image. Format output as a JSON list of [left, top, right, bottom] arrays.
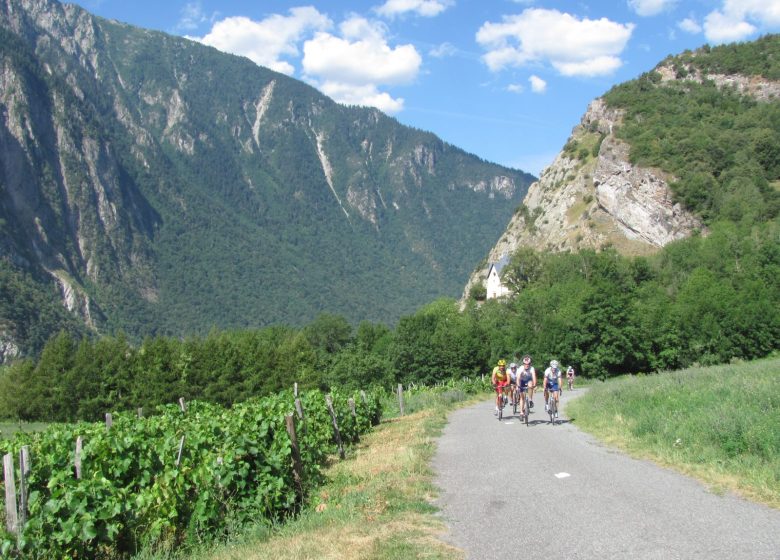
[[464, 64, 779, 300]]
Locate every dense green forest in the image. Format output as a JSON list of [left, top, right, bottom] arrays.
[[2, 35, 778, 422], [2, 219, 777, 422]]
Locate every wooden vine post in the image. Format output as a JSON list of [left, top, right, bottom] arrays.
[[397, 384, 405, 416], [3, 453, 18, 535], [285, 415, 304, 502], [348, 398, 359, 442], [18, 446, 30, 529], [74, 436, 83, 480], [324, 395, 345, 459]]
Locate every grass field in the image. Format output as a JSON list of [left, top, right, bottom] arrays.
[[0, 420, 49, 440], [566, 356, 780, 508]]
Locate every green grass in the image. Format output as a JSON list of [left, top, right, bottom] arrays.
[[0, 420, 49, 440], [567, 356, 780, 508]]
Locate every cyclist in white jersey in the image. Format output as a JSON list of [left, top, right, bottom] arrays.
[[518, 355, 537, 409]]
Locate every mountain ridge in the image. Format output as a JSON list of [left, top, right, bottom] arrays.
[[0, 0, 534, 360]]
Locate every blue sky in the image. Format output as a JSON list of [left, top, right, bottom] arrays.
[[76, 0, 780, 176]]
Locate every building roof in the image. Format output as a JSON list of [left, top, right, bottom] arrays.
[[488, 254, 510, 275]]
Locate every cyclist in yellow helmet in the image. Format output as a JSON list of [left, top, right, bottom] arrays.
[[491, 359, 510, 417]]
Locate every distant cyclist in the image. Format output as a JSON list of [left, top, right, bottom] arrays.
[[491, 359, 510, 416], [544, 360, 562, 413], [519, 355, 537, 409], [566, 366, 575, 391], [516, 357, 535, 419]]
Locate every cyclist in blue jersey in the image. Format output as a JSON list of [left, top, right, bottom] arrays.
[[543, 360, 562, 413]]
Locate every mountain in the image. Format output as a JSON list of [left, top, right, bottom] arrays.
[[464, 35, 780, 299], [0, 0, 535, 361]]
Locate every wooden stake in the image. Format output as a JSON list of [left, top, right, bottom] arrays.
[[18, 447, 29, 529], [285, 415, 304, 502], [4, 453, 18, 534], [105, 413, 112, 430], [176, 436, 185, 467], [325, 395, 345, 459], [75, 436, 83, 479], [397, 384, 405, 416], [179, 397, 186, 412]]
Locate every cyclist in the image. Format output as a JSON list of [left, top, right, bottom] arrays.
[[544, 360, 562, 413], [508, 362, 518, 406], [566, 366, 575, 391], [518, 355, 537, 409], [491, 359, 510, 416], [516, 358, 535, 419]]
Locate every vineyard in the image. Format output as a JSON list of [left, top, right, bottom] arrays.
[[0, 388, 382, 558]]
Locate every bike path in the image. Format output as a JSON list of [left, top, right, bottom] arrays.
[[432, 392, 780, 559]]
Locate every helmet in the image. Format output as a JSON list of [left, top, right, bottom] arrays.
[[509, 362, 517, 369], [550, 360, 559, 368], [497, 359, 507, 367], [522, 355, 531, 363], [567, 366, 574, 373]]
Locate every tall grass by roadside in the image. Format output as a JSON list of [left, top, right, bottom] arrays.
[[134, 382, 485, 560], [0, 420, 48, 440], [567, 356, 780, 508]]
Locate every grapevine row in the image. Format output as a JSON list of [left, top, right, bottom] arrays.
[[0, 388, 381, 558]]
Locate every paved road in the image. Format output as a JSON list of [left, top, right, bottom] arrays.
[[432, 391, 780, 559]]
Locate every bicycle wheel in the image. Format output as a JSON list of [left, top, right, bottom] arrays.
[[549, 398, 555, 424], [524, 394, 529, 426], [513, 390, 518, 415]]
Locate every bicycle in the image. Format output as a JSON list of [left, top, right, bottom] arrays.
[[521, 390, 530, 426], [494, 383, 508, 421], [548, 391, 559, 425]]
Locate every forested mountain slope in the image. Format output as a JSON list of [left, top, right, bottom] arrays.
[[465, 34, 779, 298], [0, 0, 534, 360]]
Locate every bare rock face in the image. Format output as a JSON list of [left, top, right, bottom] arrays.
[[464, 63, 780, 300], [462, 97, 703, 299]]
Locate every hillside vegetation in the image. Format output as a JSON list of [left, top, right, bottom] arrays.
[[567, 357, 780, 508], [604, 34, 780, 224]]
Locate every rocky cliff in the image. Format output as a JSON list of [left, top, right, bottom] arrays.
[[464, 57, 779, 299]]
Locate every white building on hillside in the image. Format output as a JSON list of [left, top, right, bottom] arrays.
[[486, 255, 511, 299]]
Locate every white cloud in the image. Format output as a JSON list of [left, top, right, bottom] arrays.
[[704, 10, 756, 43], [704, 0, 780, 43], [678, 17, 702, 34], [507, 83, 524, 93], [194, 7, 331, 75], [529, 74, 547, 93], [302, 16, 422, 113], [430, 42, 458, 58], [318, 82, 405, 113], [375, 0, 454, 18], [627, 0, 677, 17], [476, 9, 634, 77], [176, 2, 207, 31]]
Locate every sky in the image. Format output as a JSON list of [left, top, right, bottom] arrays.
[[75, 0, 780, 176]]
